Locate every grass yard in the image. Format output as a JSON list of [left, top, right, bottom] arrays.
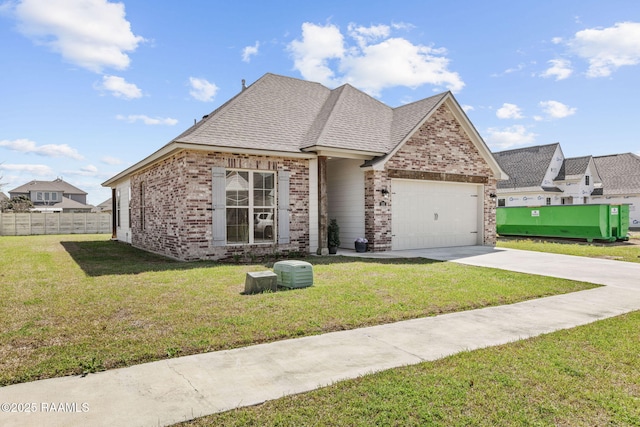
[[498, 235, 640, 263], [0, 234, 597, 386], [182, 311, 640, 426]]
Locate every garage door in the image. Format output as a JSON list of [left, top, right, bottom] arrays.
[[392, 180, 481, 250]]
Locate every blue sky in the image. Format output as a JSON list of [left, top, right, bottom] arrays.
[[1, 0, 640, 205]]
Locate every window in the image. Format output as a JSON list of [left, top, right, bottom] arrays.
[[561, 197, 573, 205], [546, 197, 551, 205], [139, 182, 145, 230], [497, 198, 506, 207], [36, 192, 43, 201], [585, 176, 590, 185], [225, 170, 275, 244], [51, 192, 58, 201], [584, 197, 588, 204]]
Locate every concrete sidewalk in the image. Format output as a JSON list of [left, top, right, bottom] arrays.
[[2, 247, 640, 427]]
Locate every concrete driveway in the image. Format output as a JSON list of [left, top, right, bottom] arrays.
[[1, 246, 639, 427]]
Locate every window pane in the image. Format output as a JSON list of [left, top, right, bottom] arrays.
[[253, 172, 275, 207], [226, 208, 249, 243], [226, 171, 249, 206], [253, 208, 274, 242]]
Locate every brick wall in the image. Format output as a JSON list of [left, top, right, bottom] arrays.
[[129, 150, 310, 261], [365, 103, 498, 250]]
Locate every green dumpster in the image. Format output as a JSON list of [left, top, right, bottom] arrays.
[[497, 204, 629, 242]]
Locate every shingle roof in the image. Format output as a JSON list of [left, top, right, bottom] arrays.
[[593, 153, 640, 195], [8, 178, 87, 195], [493, 143, 560, 189], [555, 156, 591, 180], [174, 73, 444, 156]]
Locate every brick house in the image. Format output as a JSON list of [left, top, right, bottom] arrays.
[[103, 73, 507, 261]]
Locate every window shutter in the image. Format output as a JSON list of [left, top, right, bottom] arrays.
[[212, 167, 226, 246], [277, 171, 290, 244]]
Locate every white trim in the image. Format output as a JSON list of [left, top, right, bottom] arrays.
[[302, 146, 383, 159], [103, 142, 316, 187]]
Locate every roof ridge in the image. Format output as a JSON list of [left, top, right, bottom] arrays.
[[493, 142, 560, 155]]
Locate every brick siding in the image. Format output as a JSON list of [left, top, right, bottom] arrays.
[[364, 104, 498, 250], [129, 150, 309, 261]]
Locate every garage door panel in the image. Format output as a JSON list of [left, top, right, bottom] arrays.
[[392, 180, 480, 250]]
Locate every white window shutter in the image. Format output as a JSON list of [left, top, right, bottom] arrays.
[[212, 167, 226, 246], [278, 171, 290, 244]]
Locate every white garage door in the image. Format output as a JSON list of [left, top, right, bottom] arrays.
[[392, 180, 481, 250]]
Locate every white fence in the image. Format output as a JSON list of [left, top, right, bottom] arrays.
[[0, 213, 112, 236]]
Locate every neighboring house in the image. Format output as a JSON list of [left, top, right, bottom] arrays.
[[103, 73, 507, 261], [93, 198, 113, 214], [8, 178, 92, 213], [493, 143, 600, 207], [592, 153, 640, 229], [0, 192, 8, 203]]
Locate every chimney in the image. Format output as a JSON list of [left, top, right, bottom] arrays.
[[242, 79, 246, 91]]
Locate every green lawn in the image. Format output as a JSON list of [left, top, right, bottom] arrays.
[[182, 312, 640, 426], [0, 234, 596, 386], [497, 236, 640, 263]]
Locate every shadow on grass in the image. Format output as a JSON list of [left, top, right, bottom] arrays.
[[61, 240, 444, 277]]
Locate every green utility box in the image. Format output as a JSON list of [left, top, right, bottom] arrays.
[[273, 260, 314, 289], [497, 204, 629, 242]]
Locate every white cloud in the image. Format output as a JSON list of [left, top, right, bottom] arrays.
[[348, 23, 390, 48], [461, 104, 474, 112], [540, 59, 573, 80], [288, 22, 345, 87], [288, 22, 465, 96], [242, 41, 260, 62], [98, 75, 142, 99], [538, 100, 576, 119], [485, 125, 537, 150], [496, 103, 523, 119], [63, 164, 110, 177], [0, 138, 84, 160], [101, 155, 123, 165], [12, 0, 145, 73], [567, 21, 640, 77], [189, 77, 218, 102], [116, 114, 178, 125], [0, 163, 53, 176]]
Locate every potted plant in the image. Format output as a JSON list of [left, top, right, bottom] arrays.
[[328, 219, 340, 254], [355, 237, 368, 253]]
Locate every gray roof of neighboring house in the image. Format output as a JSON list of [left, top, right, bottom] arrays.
[[555, 156, 591, 180], [9, 178, 87, 195], [493, 143, 560, 189], [173, 73, 447, 156], [593, 153, 640, 195], [96, 198, 112, 209]]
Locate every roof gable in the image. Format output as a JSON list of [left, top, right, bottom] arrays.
[[494, 143, 560, 189], [555, 155, 591, 181]]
